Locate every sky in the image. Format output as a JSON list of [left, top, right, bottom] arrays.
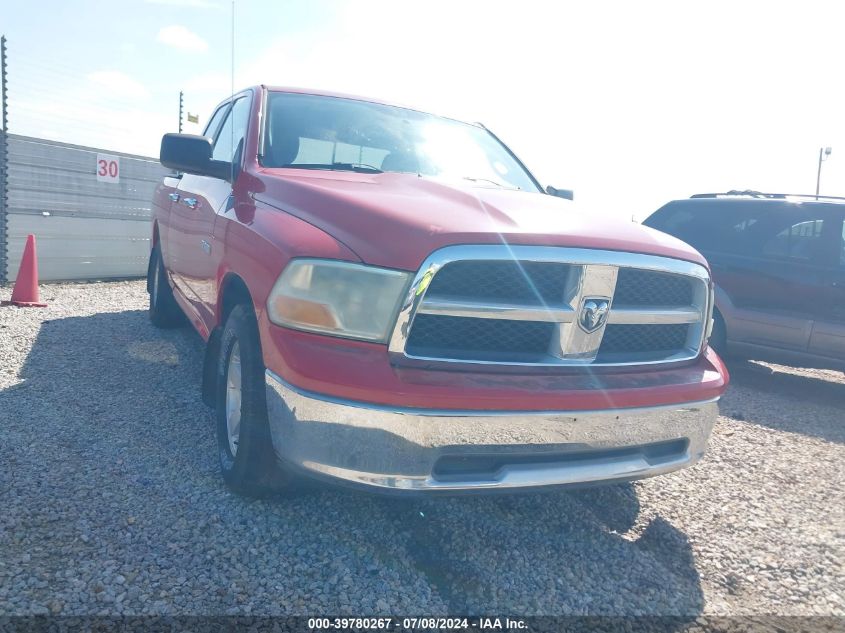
[[2, 0, 845, 220]]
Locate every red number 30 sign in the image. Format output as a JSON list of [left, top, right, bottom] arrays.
[[96, 153, 120, 183]]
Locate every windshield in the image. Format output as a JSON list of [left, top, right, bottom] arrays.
[[263, 92, 542, 192]]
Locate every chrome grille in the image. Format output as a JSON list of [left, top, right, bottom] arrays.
[[598, 324, 690, 358], [426, 261, 573, 305], [389, 246, 710, 367], [613, 269, 694, 307], [406, 315, 555, 361]]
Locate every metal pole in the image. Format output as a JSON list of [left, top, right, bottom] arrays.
[[0, 35, 8, 285], [816, 147, 823, 199], [178, 91, 183, 133]]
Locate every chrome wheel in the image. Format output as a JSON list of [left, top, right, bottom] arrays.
[[225, 342, 242, 457]]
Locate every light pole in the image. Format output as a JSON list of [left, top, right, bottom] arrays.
[[816, 146, 832, 199]]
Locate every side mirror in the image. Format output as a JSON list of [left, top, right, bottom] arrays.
[[160, 134, 231, 180], [546, 185, 574, 201]]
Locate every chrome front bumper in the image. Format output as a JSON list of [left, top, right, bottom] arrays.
[[265, 370, 718, 492]]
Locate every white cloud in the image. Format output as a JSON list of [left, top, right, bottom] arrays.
[[145, 0, 220, 8], [87, 71, 150, 100], [157, 25, 208, 53]]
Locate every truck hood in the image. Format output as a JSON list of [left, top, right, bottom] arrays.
[[254, 169, 707, 271]]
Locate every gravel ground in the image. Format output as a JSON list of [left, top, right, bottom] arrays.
[[0, 281, 843, 618]]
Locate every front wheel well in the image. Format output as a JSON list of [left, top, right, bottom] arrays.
[[202, 274, 257, 407], [219, 274, 255, 325]]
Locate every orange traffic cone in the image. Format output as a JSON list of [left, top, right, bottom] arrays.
[[5, 234, 48, 308]]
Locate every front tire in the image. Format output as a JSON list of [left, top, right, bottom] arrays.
[[215, 304, 288, 495], [148, 245, 184, 328]]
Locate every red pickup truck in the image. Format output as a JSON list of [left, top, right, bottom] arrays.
[[149, 85, 728, 495]]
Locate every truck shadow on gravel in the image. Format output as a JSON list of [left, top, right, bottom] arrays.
[[1, 308, 703, 620], [382, 487, 703, 617]]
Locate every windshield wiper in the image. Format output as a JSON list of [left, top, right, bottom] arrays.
[[463, 176, 519, 190], [281, 162, 383, 174]]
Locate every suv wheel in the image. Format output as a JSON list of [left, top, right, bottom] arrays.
[[216, 304, 289, 495], [148, 245, 184, 328]]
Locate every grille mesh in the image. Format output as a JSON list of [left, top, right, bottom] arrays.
[[406, 314, 555, 358], [613, 269, 693, 307], [403, 259, 701, 364], [598, 324, 689, 356], [426, 261, 571, 305]]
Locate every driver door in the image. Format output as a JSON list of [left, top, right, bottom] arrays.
[[169, 94, 251, 328]]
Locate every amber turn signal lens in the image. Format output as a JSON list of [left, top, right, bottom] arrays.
[[267, 259, 411, 341], [271, 296, 339, 330]]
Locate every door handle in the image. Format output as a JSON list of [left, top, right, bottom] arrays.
[[168, 193, 180, 202], [183, 197, 198, 209]]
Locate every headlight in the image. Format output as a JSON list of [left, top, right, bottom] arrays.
[[267, 259, 411, 342]]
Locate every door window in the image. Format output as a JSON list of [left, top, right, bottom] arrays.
[[762, 219, 825, 261], [212, 97, 251, 162], [203, 104, 230, 138], [645, 203, 767, 254]]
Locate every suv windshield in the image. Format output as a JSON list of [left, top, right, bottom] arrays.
[[263, 92, 541, 192]]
